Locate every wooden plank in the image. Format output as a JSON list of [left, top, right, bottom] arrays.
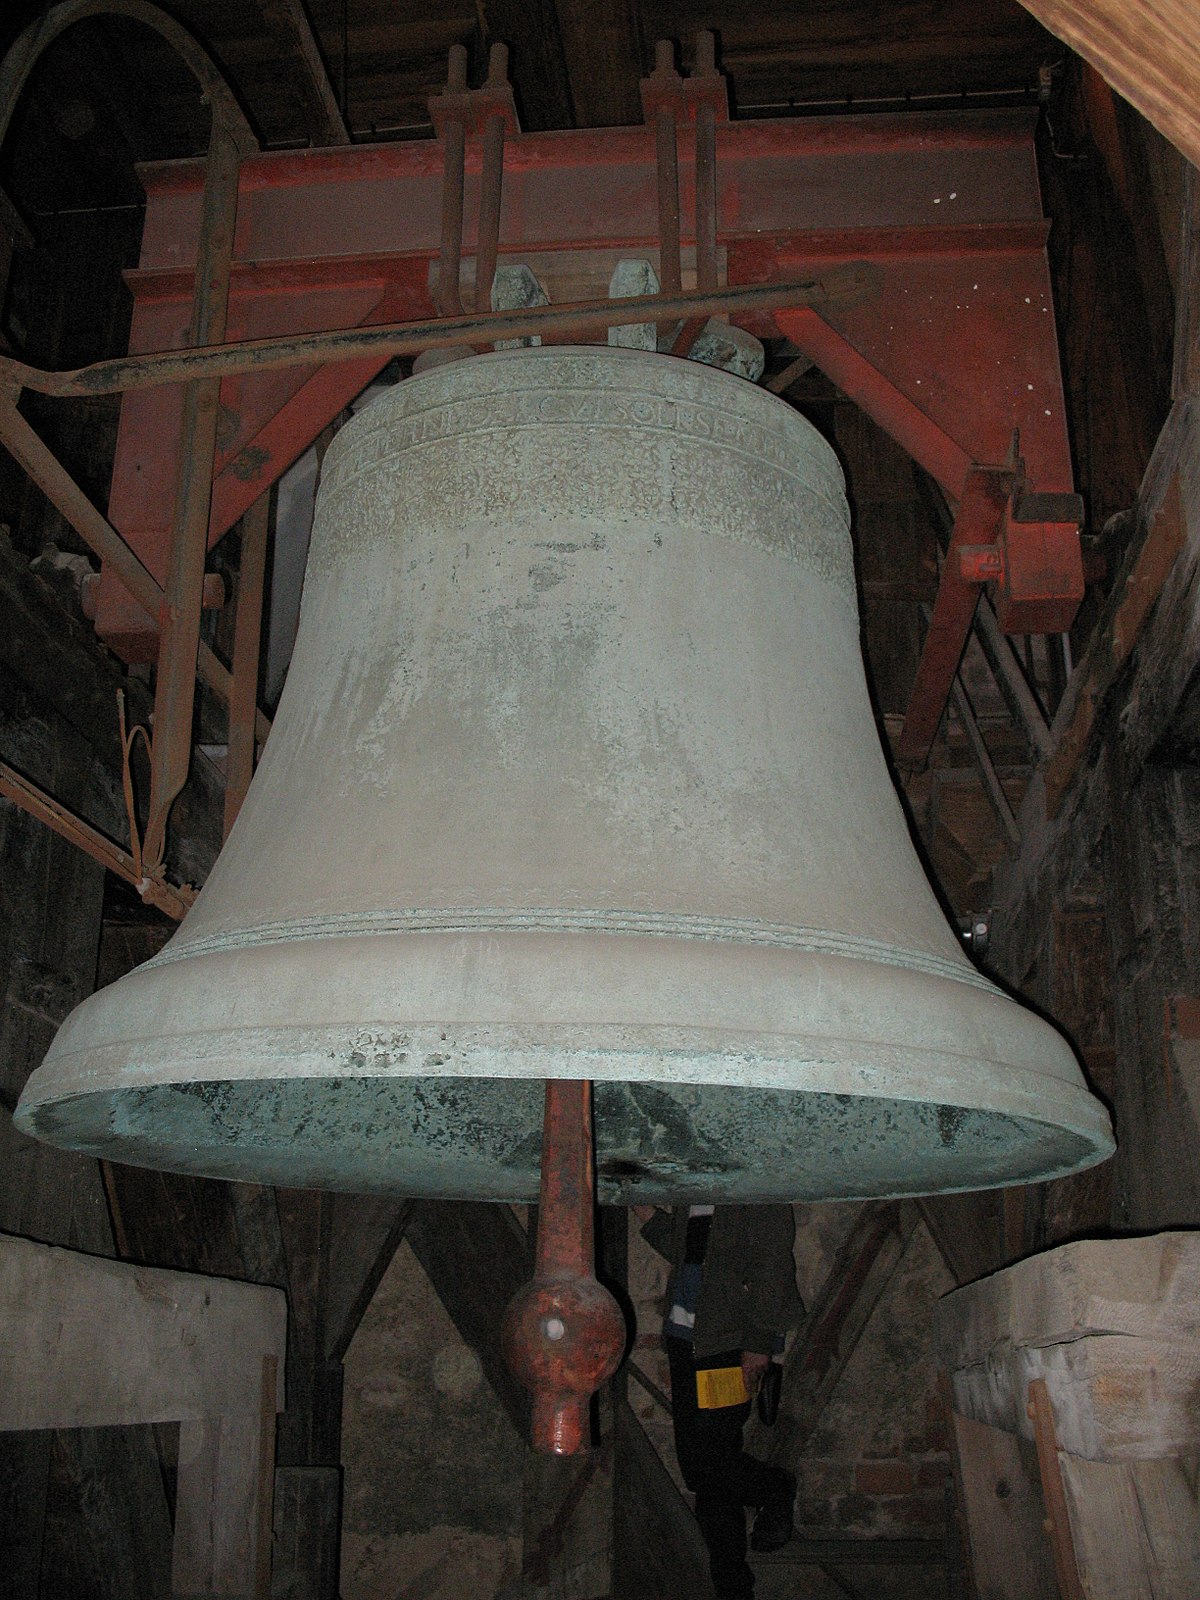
[[755, 1201, 920, 1465], [1015, 0, 1200, 170], [936, 1233, 1200, 1459], [1055, 1453, 1200, 1599], [950, 1408, 1057, 1600], [323, 1195, 412, 1362], [552, 0, 643, 127], [404, 1199, 532, 1437], [0, 1232, 286, 1431], [270, 1466, 342, 1600], [612, 1393, 709, 1600], [172, 1411, 263, 1598]]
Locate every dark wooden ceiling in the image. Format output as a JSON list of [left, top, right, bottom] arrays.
[[1, 1, 1063, 209]]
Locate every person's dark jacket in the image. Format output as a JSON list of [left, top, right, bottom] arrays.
[[644, 1205, 804, 1361]]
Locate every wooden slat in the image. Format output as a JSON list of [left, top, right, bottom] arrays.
[[323, 1195, 413, 1362], [404, 1199, 532, 1437], [1028, 1378, 1087, 1600], [1015, 0, 1200, 170], [950, 1408, 1058, 1599], [612, 1394, 709, 1600], [755, 1201, 920, 1466], [553, 0, 643, 126]]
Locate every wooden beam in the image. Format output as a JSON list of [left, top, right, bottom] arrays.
[[552, 0, 643, 126], [755, 1201, 921, 1465], [936, 1232, 1200, 1460], [919, 1192, 1004, 1287], [323, 1195, 412, 1362], [1016, 0, 1200, 170], [480, 0, 573, 130], [0, 1232, 286, 1430], [1175, 160, 1199, 401], [612, 1395, 709, 1599], [1044, 456, 1186, 816], [259, 0, 350, 146], [404, 1200, 532, 1437]]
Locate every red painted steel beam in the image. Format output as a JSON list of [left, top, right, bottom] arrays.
[[897, 467, 1010, 768], [89, 107, 1081, 661]]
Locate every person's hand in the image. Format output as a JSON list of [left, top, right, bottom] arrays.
[[741, 1350, 771, 1393]]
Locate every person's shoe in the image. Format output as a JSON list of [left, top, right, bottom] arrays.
[[749, 1469, 796, 1552]]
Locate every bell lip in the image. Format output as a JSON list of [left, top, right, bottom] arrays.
[[15, 1026, 1116, 1157], [17, 932, 1115, 1178]]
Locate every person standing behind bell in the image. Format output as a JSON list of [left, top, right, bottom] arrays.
[[641, 1204, 802, 1600]]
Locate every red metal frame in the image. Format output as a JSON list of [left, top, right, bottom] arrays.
[[87, 104, 1084, 756]]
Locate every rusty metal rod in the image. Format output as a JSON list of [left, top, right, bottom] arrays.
[[0, 267, 873, 398], [0, 761, 191, 920], [0, 394, 269, 742], [695, 124, 717, 293], [434, 43, 468, 317], [224, 491, 271, 837], [474, 43, 509, 317], [144, 115, 242, 870]]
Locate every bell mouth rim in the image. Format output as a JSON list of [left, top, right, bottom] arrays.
[[14, 1064, 1112, 1205], [19, 1014, 1114, 1159]]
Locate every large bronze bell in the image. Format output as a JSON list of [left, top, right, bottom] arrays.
[[15, 347, 1113, 1202]]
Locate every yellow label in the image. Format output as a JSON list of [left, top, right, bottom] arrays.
[[695, 1365, 749, 1409]]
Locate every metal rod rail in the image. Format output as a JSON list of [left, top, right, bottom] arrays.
[[0, 761, 192, 920], [0, 394, 269, 742], [224, 492, 272, 837], [0, 267, 873, 399], [474, 44, 509, 320], [434, 44, 468, 317], [144, 114, 242, 871]]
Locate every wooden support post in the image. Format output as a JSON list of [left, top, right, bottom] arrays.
[[173, 1410, 265, 1597]]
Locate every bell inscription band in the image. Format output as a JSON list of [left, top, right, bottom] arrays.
[[16, 348, 1113, 1201]]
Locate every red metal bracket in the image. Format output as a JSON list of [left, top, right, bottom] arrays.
[[86, 102, 1083, 664], [896, 455, 1084, 766]]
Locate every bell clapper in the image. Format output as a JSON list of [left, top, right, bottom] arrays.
[[500, 1078, 626, 1455]]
